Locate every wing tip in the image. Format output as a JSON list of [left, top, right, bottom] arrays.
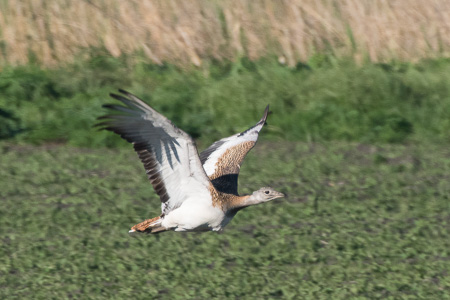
[[236, 105, 270, 137], [109, 92, 124, 102], [258, 104, 270, 125], [118, 88, 130, 95], [109, 89, 135, 103], [101, 103, 117, 110]]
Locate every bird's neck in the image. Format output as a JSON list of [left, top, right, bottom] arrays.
[[227, 194, 261, 210]]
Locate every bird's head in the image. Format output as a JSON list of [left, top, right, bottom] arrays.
[[251, 187, 285, 203]]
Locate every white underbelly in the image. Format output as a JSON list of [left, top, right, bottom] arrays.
[[161, 199, 227, 232]]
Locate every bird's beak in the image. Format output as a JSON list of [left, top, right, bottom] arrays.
[[274, 192, 285, 199]]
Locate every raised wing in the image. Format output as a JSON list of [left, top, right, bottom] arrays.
[[96, 90, 212, 215], [199, 105, 269, 195]]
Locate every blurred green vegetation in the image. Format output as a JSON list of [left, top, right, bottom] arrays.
[[1, 53, 450, 147], [1, 141, 449, 298]]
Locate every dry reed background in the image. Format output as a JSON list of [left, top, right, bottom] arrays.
[[0, 0, 449, 67]]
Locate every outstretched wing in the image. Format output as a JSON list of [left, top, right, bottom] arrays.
[[199, 105, 269, 195], [96, 90, 212, 215]]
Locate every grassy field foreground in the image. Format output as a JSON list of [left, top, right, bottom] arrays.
[[1, 141, 449, 299]]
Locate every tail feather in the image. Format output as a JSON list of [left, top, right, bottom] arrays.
[[129, 216, 165, 234]]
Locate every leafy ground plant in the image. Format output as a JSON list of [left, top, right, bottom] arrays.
[[1, 141, 449, 299]]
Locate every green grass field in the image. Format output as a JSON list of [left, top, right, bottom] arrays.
[[1, 140, 449, 299]]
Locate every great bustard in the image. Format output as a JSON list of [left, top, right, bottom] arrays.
[[97, 90, 284, 234]]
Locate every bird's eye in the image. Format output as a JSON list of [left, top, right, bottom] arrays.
[[265, 191, 270, 194]]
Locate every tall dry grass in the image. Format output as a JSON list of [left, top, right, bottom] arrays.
[[0, 0, 449, 66]]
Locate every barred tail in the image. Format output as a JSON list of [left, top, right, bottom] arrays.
[[129, 216, 166, 234]]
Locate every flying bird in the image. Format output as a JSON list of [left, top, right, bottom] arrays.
[[97, 90, 284, 234]]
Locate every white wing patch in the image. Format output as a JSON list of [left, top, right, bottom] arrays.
[[97, 90, 212, 215]]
